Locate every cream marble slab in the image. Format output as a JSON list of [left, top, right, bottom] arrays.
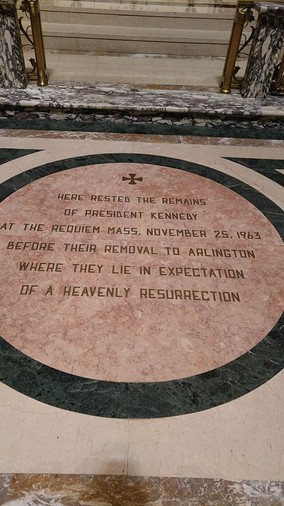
[[40, 0, 238, 14], [28, 51, 225, 87], [1, 373, 284, 478]]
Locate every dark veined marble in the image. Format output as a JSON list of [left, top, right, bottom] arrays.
[[0, 112, 284, 139], [242, 3, 284, 98], [0, 0, 27, 88], [0, 80, 283, 121]]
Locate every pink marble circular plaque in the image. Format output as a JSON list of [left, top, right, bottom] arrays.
[[0, 163, 283, 382]]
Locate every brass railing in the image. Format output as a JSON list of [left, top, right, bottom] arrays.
[[220, 2, 253, 93], [18, 0, 48, 86]]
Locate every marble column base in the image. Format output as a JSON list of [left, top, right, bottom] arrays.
[[0, 0, 27, 88], [241, 3, 284, 99]]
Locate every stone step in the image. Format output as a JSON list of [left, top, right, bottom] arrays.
[[41, 0, 237, 10], [39, 22, 233, 56], [35, 51, 226, 86], [39, 6, 235, 31], [23, 1, 239, 57]]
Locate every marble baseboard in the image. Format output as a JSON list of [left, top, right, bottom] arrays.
[[0, 474, 283, 505], [0, 81, 283, 121], [0, 110, 283, 139]]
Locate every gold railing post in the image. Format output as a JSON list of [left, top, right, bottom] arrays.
[[27, 0, 48, 86], [220, 8, 246, 93]]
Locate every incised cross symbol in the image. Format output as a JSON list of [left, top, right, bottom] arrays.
[[122, 173, 143, 185]]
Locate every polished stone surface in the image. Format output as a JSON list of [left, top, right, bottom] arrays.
[[241, 3, 284, 99], [0, 0, 27, 88], [0, 474, 284, 505], [0, 119, 283, 486], [0, 80, 283, 122], [24, 50, 228, 88], [1, 162, 282, 383]]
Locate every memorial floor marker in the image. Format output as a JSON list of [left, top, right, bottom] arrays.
[[0, 122, 283, 481]]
